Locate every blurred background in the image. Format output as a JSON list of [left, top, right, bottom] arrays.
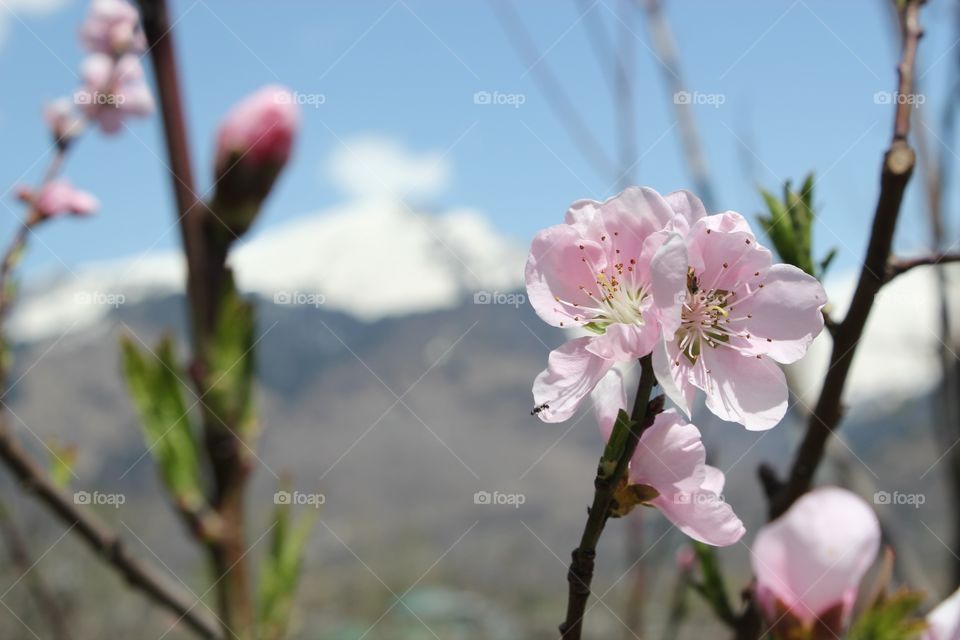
[[0, 0, 958, 638]]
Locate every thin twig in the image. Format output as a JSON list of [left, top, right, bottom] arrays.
[[489, 0, 617, 180], [885, 252, 960, 282], [560, 355, 664, 639], [638, 0, 717, 209]]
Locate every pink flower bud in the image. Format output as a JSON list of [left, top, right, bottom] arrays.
[[43, 98, 85, 146], [209, 85, 299, 238], [32, 180, 99, 220], [80, 0, 147, 55], [751, 487, 880, 637], [214, 85, 299, 175]]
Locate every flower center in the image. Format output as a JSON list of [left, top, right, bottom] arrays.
[[675, 268, 734, 364], [595, 271, 648, 325]]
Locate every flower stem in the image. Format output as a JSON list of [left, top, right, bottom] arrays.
[[560, 354, 663, 639]]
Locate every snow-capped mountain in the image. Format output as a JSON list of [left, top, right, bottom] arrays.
[[9, 197, 526, 341]]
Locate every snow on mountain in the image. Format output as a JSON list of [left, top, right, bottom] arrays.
[[791, 263, 960, 416], [9, 198, 526, 341]]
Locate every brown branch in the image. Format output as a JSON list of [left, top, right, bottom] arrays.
[[0, 427, 221, 638], [885, 251, 960, 282], [769, 0, 923, 520], [0, 498, 71, 640], [0, 145, 221, 637], [560, 355, 664, 639], [136, 1, 254, 635]]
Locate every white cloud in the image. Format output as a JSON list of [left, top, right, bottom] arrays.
[[0, 0, 70, 47], [326, 135, 450, 200]]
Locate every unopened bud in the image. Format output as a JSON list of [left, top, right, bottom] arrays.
[[209, 85, 299, 240]]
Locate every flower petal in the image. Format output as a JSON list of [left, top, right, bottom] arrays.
[[525, 224, 606, 327], [592, 368, 627, 440], [652, 489, 745, 547], [629, 410, 704, 494], [664, 189, 707, 224], [697, 348, 788, 430], [586, 322, 658, 361], [751, 487, 880, 625], [736, 264, 827, 364], [649, 232, 688, 339], [926, 588, 960, 640], [653, 338, 695, 417], [532, 337, 613, 423]]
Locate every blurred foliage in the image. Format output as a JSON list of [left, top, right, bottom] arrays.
[[257, 480, 315, 640], [689, 542, 737, 626], [121, 334, 204, 511], [203, 274, 258, 438], [758, 173, 836, 280], [847, 588, 926, 640], [45, 439, 77, 489]]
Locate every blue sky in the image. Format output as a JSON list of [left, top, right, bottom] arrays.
[[0, 0, 957, 279]]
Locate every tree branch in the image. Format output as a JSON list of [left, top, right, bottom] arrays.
[[137, 0, 253, 634], [885, 251, 960, 282], [560, 355, 663, 639]]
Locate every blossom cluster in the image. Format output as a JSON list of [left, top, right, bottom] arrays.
[[526, 187, 827, 545]]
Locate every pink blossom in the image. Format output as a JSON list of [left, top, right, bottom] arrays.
[[79, 0, 146, 55], [30, 180, 99, 219], [653, 210, 827, 430], [527, 187, 693, 422], [76, 53, 154, 134], [751, 487, 880, 634], [925, 588, 960, 640], [214, 85, 299, 175], [592, 370, 745, 546]]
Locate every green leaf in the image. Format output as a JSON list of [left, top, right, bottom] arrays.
[[46, 440, 76, 490], [257, 482, 316, 640], [204, 272, 258, 438], [758, 173, 832, 279], [689, 542, 737, 625], [121, 335, 204, 510], [599, 409, 635, 479], [847, 588, 926, 640]]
